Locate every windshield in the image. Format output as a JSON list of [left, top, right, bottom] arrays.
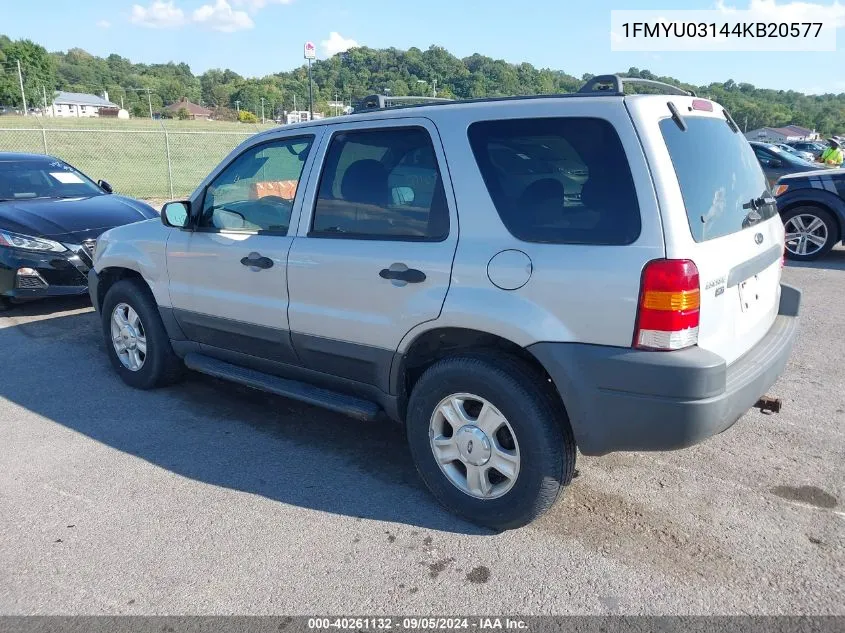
[[660, 117, 776, 242], [0, 159, 103, 202]]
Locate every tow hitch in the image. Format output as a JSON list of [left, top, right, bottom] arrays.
[[754, 395, 782, 414]]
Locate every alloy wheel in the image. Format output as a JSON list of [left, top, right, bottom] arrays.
[[428, 393, 520, 500], [110, 302, 147, 371], [784, 213, 828, 257]]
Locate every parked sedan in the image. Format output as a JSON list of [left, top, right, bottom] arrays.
[[0, 153, 157, 309], [749, 142, 818, 188], [788, 141, 826, 158], [774, 143, 815, 162]]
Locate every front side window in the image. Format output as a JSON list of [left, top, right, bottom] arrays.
[[199, 136, 313, 233], [310, 127, 449, 241], [468, 117, 641, 245]]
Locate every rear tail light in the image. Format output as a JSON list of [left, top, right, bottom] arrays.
[[634, 259, 700, 351]]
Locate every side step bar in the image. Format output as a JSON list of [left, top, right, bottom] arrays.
[[183, 353, 381, 422]]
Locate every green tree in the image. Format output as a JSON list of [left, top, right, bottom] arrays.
[[0, 38, 56, 109]]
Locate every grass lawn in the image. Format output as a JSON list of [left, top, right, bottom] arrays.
[[0, 115, 278, 198]]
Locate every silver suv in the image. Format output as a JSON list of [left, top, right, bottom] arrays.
[[89, 76, 801, 530]]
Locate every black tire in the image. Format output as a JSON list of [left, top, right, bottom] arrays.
[[406, 353, 575, 530], [101, 278, 183, 389], [0, 297, 10, 312], [782, 206, 838, 261]]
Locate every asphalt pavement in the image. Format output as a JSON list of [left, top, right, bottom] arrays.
[[0, 250, 843, 615]]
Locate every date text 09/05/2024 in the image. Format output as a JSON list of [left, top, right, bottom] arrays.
[[621, 22, 823, 38], [307, 618, 529, 630]]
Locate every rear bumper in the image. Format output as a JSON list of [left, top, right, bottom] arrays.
[[529, 284, 801, 456]]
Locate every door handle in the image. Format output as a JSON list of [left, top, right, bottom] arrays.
[[240, 252, 274, 270], [379, 265, 426, 284]]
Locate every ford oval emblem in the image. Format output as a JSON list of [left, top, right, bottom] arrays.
[[754, 233, 764, 245]]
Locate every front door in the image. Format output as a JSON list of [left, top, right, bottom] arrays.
[[166, 133, 319, 364], [286, 119, 458, 390]]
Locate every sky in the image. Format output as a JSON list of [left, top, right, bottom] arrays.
[[2, 0, 845, 94]]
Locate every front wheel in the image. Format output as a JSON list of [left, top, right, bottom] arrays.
[[782, 206, 838, 261], [101, 279, 183, 389], [406, 354, 575, 530]]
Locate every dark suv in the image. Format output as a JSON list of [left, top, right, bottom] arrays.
[[775, 168, 845, 260]]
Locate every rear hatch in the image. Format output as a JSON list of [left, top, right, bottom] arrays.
[[627, 96, 784, 365]]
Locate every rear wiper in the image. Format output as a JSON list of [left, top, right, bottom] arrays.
[[741, 196, 775, 227], [743, 195, 776, 210], [723, 108, 739, 133], [667, 101, 687, 131]]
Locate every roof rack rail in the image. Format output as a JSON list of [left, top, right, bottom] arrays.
[[353, 94, 454, 113], [578, 74, 696, 97]]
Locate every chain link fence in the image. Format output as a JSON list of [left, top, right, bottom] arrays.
[[0, 118, 276, 201]]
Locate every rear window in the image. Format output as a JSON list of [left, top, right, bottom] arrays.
[[468, 118, 641, 245], [660, 117, 775, 242]]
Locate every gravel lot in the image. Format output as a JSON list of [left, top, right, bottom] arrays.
[[0, 251, 843, 615]]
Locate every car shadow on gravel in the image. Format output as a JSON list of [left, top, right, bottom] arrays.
[[0, 308, 488, 535]]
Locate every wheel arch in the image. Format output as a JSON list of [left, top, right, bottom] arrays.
[[96, 266, 150, 312], [389, 327, 566, 420]]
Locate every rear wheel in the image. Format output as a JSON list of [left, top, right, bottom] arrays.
[[782, 206, 838, 261], [101, 279, 183, 389], [406, 354, 575, 530]]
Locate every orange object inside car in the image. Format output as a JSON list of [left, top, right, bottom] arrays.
[[250, 180, 298, 201]]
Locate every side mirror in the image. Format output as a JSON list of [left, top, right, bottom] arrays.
[[161, 201, 190, 228], [769, 159, 783, 168], [98, 179, 113, 194]]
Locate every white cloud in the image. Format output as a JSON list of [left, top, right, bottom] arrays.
[[717, 0, 845, 28], [130, 1, 186, 28], [233, 0, 293, 11], [321, 32, 358, 57], [96, 19, 112, 28], [193, 0, 254, 31]]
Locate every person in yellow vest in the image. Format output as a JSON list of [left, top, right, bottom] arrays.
[[819, 139, 843, 167]]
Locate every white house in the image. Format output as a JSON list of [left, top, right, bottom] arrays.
[[45, 91, 125, 118], [284, 110, 325, 125]]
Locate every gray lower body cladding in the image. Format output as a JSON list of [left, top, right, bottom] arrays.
[[529, 284, 801, 456]]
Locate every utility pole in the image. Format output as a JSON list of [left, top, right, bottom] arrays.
[[16, 60, 27, 116], [42, 85, 48, 113], [335, 91, 338, 116], [235, 99, 240, 115], [432, 78, 437, 97], [293, 94, 296, 113], [307, 58, 314, 119], [261, 97, 265, 123], [744, 116, 748, 133], [146, 89, 153, 119]]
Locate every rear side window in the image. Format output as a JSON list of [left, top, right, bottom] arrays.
[[660, 117, 774, 242], [468, 118, 641, 245], [310, 127, 449, 241]]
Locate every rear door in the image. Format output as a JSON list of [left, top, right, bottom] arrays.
[[286, 117, 458, 390], [628, 96, 784, 365]]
